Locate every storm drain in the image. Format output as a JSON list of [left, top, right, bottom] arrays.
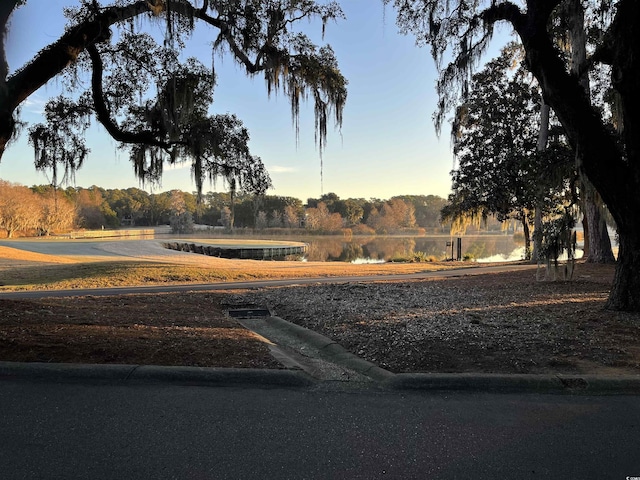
[[227, 308, 272, 319]]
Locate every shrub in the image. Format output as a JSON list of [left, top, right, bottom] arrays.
[[465, 241, 486, 260], [412, 251, 436, 262], [170, 211, 195, 234], [389, 251, 438, 263]]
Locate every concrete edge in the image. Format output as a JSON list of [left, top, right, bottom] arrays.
[[554, 374, 640, 393], [4, 362, 640, 394], [265, 316, 335, 349], [265, 316, 395, 381], [0, 361, 315, 388], [383, 373, 640, 394]]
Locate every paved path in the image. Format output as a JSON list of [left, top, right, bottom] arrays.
[[0, 263, 537, 299], [0, 237, 308, 264]]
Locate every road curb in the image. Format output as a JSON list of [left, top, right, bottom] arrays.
[[383, 373, 640, 394], [3, 361, 640, 394], [0, 361, 136, 381], [555, 374, 640, 393], [0, 361, 315, 388]]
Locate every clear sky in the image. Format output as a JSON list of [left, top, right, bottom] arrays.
[[0, 1, 504, 201]]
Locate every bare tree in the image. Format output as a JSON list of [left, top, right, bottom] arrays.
[[37, 194, 77, 236], [0, 180, 39, 237]]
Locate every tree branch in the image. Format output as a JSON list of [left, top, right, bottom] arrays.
[[87, 44, 175, 149], [1, 0, 206, 157], [5, 1, 153, 113], [480, 2, 526, 31], [1, 0, 344, 161], [0, 1, 19, 86], [527, 0, 563, 22]]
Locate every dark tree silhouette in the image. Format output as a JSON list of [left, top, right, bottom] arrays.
[[389, 0, 640, 311], [0, 0, 346, 195]]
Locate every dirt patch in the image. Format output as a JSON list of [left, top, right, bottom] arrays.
[[0, 293, 280, 369]]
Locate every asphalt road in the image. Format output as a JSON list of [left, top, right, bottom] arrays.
[[1, 379, 639, 479]]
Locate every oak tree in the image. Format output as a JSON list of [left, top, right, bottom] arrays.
[[389, 0, 640, 310], [0, 1, 346, 195], [443, 44, 574, 259]]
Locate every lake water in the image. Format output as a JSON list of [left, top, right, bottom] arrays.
[[299, 234, 527, 263]]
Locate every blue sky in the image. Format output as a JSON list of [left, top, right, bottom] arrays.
[[1, 1, 505, 201]]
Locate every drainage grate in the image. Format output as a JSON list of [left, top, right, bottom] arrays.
[[227, 308, 272, 319]]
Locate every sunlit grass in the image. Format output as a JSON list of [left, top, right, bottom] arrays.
[[0, 262, 244, 290], [0, 258, 463, 291]]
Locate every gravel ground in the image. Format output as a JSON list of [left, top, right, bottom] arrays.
[[225, 263, 640, 375]]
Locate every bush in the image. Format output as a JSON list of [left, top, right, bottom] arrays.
[[412, 251, 437, 262], [465, 241, 487, 260], [170, 211, 195, 234], [389, 251, 438, 263]]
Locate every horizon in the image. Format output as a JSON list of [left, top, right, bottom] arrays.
[[0, 177, 449, 203]]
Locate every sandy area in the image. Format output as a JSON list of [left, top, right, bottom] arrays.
[[0, 245, 80, 266]]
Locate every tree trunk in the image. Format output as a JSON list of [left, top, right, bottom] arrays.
[[521, 214, 531, 260], [567, 0, 615, 264], [607, 231, 640, 310], [582, 214, 589, 258], [532, 206, 542, 262], [513, 0, 640, 310], [583, 188, 615, 263], [602, 0, 640, 309], [531, 99, 550, 263], [229, 181, 236, 230]]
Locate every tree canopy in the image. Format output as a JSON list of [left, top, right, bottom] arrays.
[[444, 44, 574, 258], [388, 0, 640, 311], [0, 0, 347, 195]]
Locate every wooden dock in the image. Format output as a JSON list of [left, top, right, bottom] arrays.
[[163, 241, 308, 260]]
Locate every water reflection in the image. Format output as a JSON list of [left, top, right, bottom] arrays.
[[303, 235, 524, 263]]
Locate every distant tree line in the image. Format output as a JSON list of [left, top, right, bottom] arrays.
[[0, 180, 461, 237]]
